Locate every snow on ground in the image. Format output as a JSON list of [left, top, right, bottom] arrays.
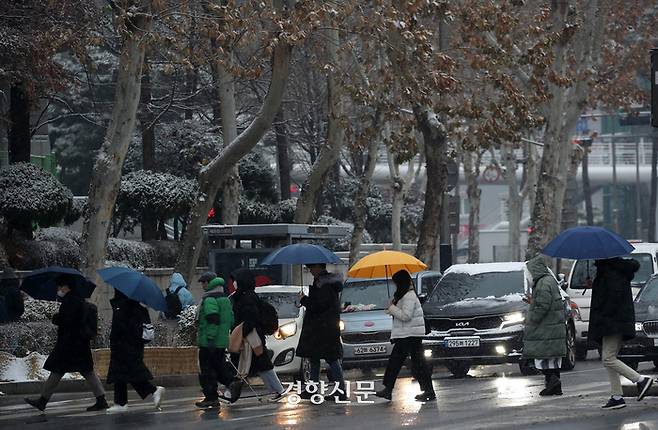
[[0, 352, 82, 382], [445, 262, 525, 275]]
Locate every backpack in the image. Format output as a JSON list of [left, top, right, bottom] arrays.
[[258, 299, 279, 335], [164, 286, 184, 319], [79, 301, 98, 340]]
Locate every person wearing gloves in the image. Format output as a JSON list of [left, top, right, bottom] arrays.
[[522, 255, 567, 397], [375, 270, 435, 402], [195, 276, 234, 409]]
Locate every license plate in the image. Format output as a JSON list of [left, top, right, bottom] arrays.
[[445, 337, 480, 348], [353, 345, 387, 355]]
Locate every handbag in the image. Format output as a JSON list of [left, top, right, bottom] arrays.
[[142, 323, 155, 343]]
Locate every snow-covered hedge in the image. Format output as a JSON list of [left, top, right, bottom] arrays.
[[107, 237, 157, 269], [21, 299, 60, 322], [118, 170, 199, 219], [175, 305, 198, 346], [0, 322, 58, 357], [0, 163, 73, 234]]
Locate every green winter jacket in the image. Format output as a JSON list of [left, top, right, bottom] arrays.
[[197, 281, 234, 349], [523, 256, 567, 359]]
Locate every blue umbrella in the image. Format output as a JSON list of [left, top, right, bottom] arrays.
[[97, 267, 167, 312], [542, 226, 635, 259], [21, 266, 96, 301], [260, 243, 344, 266]]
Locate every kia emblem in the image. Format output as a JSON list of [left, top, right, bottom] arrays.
[[364, 321, 374, 327]]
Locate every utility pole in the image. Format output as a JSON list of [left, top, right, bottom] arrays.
[[650, 48, 658, 241]]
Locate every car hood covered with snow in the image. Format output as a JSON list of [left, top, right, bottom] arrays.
[[423, 294, 528, 318]]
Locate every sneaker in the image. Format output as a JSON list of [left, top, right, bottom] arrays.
[[106, 404, 129, 414], [601, 397, 626, 410], [637, 377, 654, 401], [86, 396, 109, 411], [152, 386, 165, 409], [374, 388, 392, 401], [195, 399, 220, 409], [267, 392, 285, 403], [415, 391, 436, 401], [24, 397, 47, 412]]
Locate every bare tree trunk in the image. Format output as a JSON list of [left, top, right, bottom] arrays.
[[8, 82, 30, 163], [294, 27, 344, 224], [561, 146, 584, 232], [174, 34, 292, 283], [216, 59, 242, 230], [414, 106, 448, 266], [582, 148, 594, 225], [502, 143, 522, 262], [140, 56, 158, 241], [348, 122, 380, 266], [388, 141, 416, 251], [463, 150, 481, 263], [650, 130, 658, 241], [275, 108, 291, 201], [81, 3, 153, 317]]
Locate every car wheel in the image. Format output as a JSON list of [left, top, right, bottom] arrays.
[[445, 360, 470, 378], [519, 359, 539, 376], [296, 358, 311, 382], [561, 325, 577, 371]]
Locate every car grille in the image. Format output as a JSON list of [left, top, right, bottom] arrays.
[[642, 321, 658, 337], [342, 331, 391, 344], [427, 316, 503, 332]]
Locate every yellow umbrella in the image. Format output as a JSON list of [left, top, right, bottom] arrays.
[[348, 250, 428, 279]]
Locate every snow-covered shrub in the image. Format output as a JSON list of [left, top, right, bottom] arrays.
[[20, 299, 60, 322], [12, 228, 82, 269], [0, 163, 73, 236], [239, 198, 280, 224], [118, 170, 199, 219], [146, 240, 181, 267], [0, 322, 58, 357], [107, 238, 157, 269], [175, 305, 198, 346], [279, 198, 297, 223], [314, 215, 372, 251], [63, 198, 86, 225]]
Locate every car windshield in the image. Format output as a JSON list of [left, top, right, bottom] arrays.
[[341, 280, 391, 312], [636, 278, 658, 303], [570, 253, 653, 289], [257, 292, 300, 319], [427, 271, 525, 306]]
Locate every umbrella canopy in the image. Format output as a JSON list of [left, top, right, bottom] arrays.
[[260, 243, 344, 266], [348, 250, 428, 279], [542, 226, 635, 260], [20, 266, 96, 301], [97, 267, 167, 312]]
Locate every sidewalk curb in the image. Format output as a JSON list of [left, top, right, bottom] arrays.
[[0, 374, 199, 396]]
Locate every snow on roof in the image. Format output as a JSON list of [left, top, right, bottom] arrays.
[[630, 243, 658, 253], [445, 262, 525, 275]]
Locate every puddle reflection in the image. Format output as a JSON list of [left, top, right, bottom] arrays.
[[494, 374, 536, 407]]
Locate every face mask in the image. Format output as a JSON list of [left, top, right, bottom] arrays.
[[56, 290, 66, 298]]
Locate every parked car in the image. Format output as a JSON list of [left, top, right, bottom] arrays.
[[255, 285, 309, 380], [618, 274, 658, 370], [422, 262, 578, 377], [340, 270, 442, 369], [566, 242, 658, 360]]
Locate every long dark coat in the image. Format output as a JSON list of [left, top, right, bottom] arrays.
[[231, 269, 274, 374], [296, 271, 343, 361], [44, 293, 94, 374], [106, 296, 153, 384], [588, 257, 640, 345]]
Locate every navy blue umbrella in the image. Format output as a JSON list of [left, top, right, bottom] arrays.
[[97, 267, 167, 312], [260, 243, 344, 266], [20, 266, 96, 301], [542, 226, 635, 260]]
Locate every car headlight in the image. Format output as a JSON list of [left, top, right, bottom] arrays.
[[274, 322, 297, 340], [635, 322, 643, 332], [502, 312, 525, 326], [339, 320, 345, 331]]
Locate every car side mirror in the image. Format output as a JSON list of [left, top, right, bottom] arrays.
[[418, 293, 428, 304]]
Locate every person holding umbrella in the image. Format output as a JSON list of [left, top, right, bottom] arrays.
[[105, 289, 165, 413], [543, 226, 655, 409], [297, 263, 347, 402], [375, 269, 435, 402], [24, 275, 108, 412]]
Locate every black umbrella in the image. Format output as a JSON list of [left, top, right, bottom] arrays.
[[20, 266, 96, 301]]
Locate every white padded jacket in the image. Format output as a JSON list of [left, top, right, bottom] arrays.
[[386, 290, 426, 339]]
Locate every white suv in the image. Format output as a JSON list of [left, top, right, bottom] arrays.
[[566, 242, 658, 360]]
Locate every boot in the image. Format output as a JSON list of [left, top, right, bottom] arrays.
[[374, 387, 392, 401], [86, 395, 109, 411], [229, 381, 243, 404], [539, 374, 562, 396], [25, 396, 48, 412]]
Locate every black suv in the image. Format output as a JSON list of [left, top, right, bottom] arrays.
[[422, 263, 578, 377], [619, 274, 658, 369]]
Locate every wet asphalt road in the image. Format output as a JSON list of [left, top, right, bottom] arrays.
[[3, 352, 658, 430]]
